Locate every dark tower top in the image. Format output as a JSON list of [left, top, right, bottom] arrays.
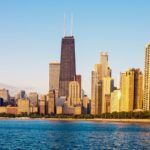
[[59, 36, 76, 97]]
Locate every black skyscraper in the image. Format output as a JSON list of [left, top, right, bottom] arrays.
[[59, 36, 76, 97]]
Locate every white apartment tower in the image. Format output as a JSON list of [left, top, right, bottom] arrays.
[[143, 43, 150, 110]]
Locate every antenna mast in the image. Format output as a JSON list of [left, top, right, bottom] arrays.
[[64, 13, 66, 37], [71, 14, 74, 36]]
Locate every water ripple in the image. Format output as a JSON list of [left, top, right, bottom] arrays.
[[0, 120, 149, 150]]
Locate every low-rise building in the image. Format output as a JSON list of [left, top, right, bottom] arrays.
[[6, 106, 18, 115], [0, 107, 6, 113], [74, 106, 82, 115]]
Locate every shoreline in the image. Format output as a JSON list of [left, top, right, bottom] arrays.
[[0, 117, 150, 123]]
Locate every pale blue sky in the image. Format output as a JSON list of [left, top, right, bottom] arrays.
[[0, 0, 150, 96]]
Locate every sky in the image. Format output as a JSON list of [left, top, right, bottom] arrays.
[[0, 0, 150, 97]]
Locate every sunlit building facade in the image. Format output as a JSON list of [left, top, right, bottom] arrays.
[[143, 43, 150, 111], [68, 81, 81, 106], [110, 90, 121, 113], [91, 52, 112, 115], [120, 69, 143, 112], [102, 77, 114, 113]]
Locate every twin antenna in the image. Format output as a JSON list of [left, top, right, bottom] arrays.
[[64, 14, 74, 37]]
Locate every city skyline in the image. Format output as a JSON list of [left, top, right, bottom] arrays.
[[0, 1, 150, 97], [0, 1, 149, 150]]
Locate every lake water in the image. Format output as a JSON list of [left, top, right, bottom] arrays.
[[0, 120, 149, 150]]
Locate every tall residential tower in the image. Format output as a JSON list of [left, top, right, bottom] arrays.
[[120, 69, 143, 112], [143, 43, 150, 111]]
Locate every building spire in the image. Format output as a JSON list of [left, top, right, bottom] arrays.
[[71, 13, 74, 36]]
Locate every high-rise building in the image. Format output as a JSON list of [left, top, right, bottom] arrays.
[[120, 71, 134, 112], [105, 94, 111, 113], [91, 67, 98, 115], [47, 90, 56, 115], [95, 81, 103, 115], [91, 52, 111, 115], [110, 89, 121, 113], [100, 52, 111, 78], [0, 89, 10, 102], [49, 62, 60, 98], [134, 69, 143, 109], [39, 95, 46, 114], [91, 64, 103, 115], [59, 36, 76, 98], [20, 90, 26, 99], [143, 43, 150, 111], [120, 69, 143, 112], [68, 81, 81, 106], [28, 92, 38, 107], [102, 77, 114, 113]]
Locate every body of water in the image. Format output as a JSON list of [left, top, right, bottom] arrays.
[[0, 120, 149, 150]]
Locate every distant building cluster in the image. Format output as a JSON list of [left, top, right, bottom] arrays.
[[0, 35, 150, 116], [0, 90, 38, 115], [91, 44, 150, 114]]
